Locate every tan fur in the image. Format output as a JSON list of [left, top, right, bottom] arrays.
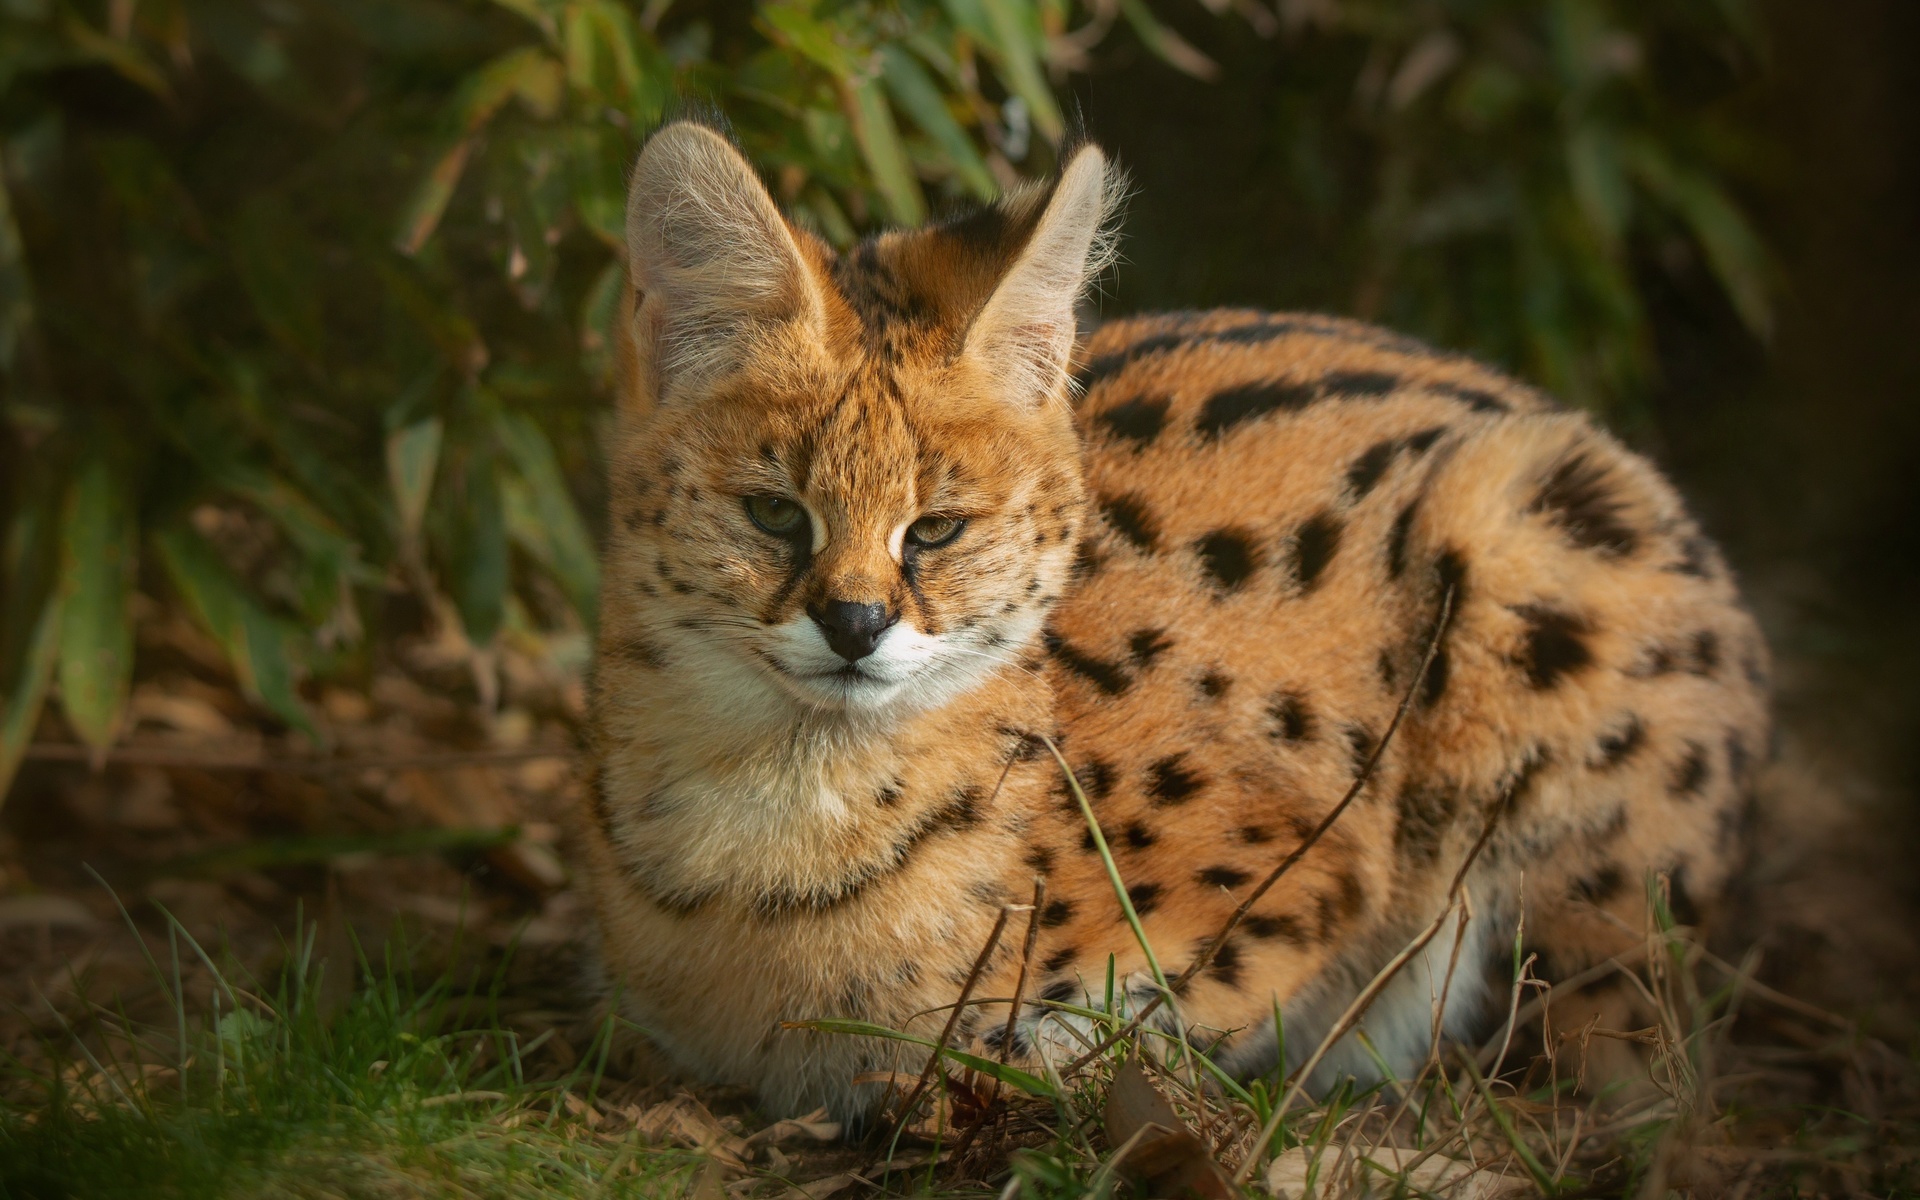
[[579, 122, 1769, 1121]]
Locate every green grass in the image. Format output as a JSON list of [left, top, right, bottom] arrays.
[[2, 872, 1912, 1199], [0, 915, 700, 1199]]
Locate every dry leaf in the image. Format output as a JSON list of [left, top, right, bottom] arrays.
[[1264, 1144, 1530, 1200], [1103, 1058, 1232, 1199], [633, 1093, 751, 1168], [743, 1106, 842, 1152]]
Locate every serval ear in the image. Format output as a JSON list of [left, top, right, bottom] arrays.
[[624, 121, 825, 401], [961, 144, 1122, 406]]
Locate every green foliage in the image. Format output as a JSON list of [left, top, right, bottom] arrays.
[[0, 0, 1769, 779], [1112, 0, 1772, 413]]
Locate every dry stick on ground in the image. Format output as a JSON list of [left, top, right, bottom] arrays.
[[887, 903, 1017, 1143], [1060, 582, 1458, 1077], [950, 878, 1050, 1164], [994, 879, 1048, 1085], [1230, 780, 1515, 1187]]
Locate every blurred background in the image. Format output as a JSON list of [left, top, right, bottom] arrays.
[[0, 0, 1914, 1041]]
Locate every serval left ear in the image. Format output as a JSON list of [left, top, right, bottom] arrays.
[[624, 121, 827, 404], [961, 145, 1123, 407]]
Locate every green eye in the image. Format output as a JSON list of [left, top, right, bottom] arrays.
[[745, 495, 807, 538], [906, 514, 965, 549]]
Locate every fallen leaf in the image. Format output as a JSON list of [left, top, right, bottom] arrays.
[[1103, 1058, 1232, 1199], [743, 1106, 842, 1152], [1263, 1144, 1530, 1200]]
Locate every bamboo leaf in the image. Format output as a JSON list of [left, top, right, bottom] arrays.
[[445, 451, 509, 646], [845, 72, 927, 226], [0, 594, 60, 804], [56, 458, 136, 752], [971, 0, 1065, 142], [396, 46, 565, 254], [386, 417, 445, 551], [154, 526, 314, 735], [1114, 0, 1219, 81], [1624, 140, 1773, 339], [881, 45, 996, 201], [785, 1018, 1057, 1098], [496, 410, 599, 625], [0, 171, 32, 372]]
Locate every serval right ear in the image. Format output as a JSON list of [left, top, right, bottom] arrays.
[[623, 121, 826, 404]]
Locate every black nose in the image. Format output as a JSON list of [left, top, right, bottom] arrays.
[[808, 600, 897, 664]]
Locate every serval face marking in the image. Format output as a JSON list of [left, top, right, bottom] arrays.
[[578, 121, 1771, 1122]]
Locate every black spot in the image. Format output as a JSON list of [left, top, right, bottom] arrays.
[[1422, 644, 1450, 707], [1195, 380, 1316, 439], [619, 638, 668, 669], [1099, 397, 1170, 447], [1321, 370, 1399, 397], [1098, 493, 1160, 552], [1124, 822, 1157, 850], [1505, 747, 1552, 811], [1314, 872, 1367, 939], [1081, 758, 1117, 799], [1204, 937, 1244, 989], [1691, 630, 1720, 676], [1594, 718, 1646, 769], [1041, 947, 1078, 974], [1405, 426, 1447, 453], [1039, 899, 1075, 927], [1238, 824, 1272, 845], [1198, 669, 1232, 699], [1023, 845, 1055, 875], [1671, 535, 1717, 579], [1195, 528, 1259, 591], [1147, 754, 1205, 806], [1044, 630, 1131, 695], [939, 785, 984, 828], [876, 782, 903, 808], [999, 728, 1044, 763], [1387, 503, 1418, 579], [1128, 628, 1174, 667], [1125, 883, 1163, 915], [1080, 827, 1099, 854], [1074, 333, 1187, 389], [1637, 644, 1678, 676], [1037, 979, 1080, 1005], [1376, 649, 1397, 691], [1243, 914, 1309, 944], [969, 878, 1008, 907], [1431, 381, 1509, 412], [1670, 743, 1710, 799], [1073, 539, 1105, 582], [1197, 866, 1249, 889], [1346, 440, 1398, 498], [1515, 605, 1592, 688], [1531, 452, 1640, 557], [1395, 781, 1460, 864], [1572, 865, 1625, 904], [1344, 725, 1377, 777], [1268, 691, 1315, 742], [1291, 512, 1342, 591]]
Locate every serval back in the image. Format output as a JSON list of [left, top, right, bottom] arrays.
[[577, 120, 1769, 1121]]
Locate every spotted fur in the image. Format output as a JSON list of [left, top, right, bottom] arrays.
[[577, 122, 1771, 1121]]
